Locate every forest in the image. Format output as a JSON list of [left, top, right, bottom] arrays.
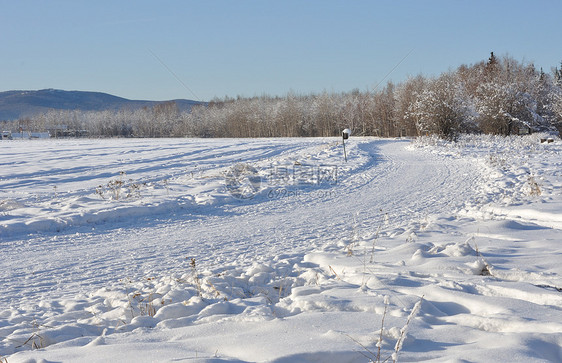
[[4, 53, 562, 139]]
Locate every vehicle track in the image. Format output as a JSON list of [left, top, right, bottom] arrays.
[[0, 139, 485, 307]]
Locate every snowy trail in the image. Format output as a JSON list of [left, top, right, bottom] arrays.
[[1, 139, 480, 307], [2, 136, 561, 362]]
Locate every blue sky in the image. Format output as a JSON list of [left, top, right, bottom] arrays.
[[2, 0, 561, 101]]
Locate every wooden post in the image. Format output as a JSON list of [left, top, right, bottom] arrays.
[[342, 129, 350, 162]]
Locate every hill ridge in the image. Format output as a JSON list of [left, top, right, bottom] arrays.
[[0, 89, 202, 120]]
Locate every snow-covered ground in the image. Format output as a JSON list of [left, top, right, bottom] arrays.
[[1, 135, 560, 362]]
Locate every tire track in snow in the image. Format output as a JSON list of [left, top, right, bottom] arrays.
[[0, 139, 486, 307]]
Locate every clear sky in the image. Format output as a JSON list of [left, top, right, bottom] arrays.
[[2, 0, 561, 101]]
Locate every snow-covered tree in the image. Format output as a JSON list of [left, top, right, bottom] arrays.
[[408, 72, 474, 139], [394, 75, 426, 137], [474, 56, 552, 134]]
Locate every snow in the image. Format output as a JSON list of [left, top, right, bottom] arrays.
[[1, 135, 561, 362]]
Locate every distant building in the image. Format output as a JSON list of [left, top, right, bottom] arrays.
[[10, 132, 51, 139], [1, 131, 12, 140], [47, 125, 68, 138], [514, 122, 531, 135], [46, 125, 89, 138]]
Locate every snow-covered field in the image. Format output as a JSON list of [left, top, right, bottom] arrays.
[[1, 135, 561, 362]]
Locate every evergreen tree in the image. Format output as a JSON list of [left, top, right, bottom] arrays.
[[488, 51, 498, 66], [484, 51, 500, 80], [554, 61, 562, 85]]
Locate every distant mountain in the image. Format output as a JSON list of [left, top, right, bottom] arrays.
[[0, 89, 204, 121]]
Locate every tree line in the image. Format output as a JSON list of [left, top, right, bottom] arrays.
[[4, 53, 562, 139]]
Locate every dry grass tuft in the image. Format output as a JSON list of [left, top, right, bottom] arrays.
[[189, 257, 203, 296], [527, 174, 541, 196], [15, 332, 45, 350], [474, 242, 493, 276], [349, 295, 423, 363]]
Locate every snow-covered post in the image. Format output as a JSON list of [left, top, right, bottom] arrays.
[[342, 128, 351, 162]]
